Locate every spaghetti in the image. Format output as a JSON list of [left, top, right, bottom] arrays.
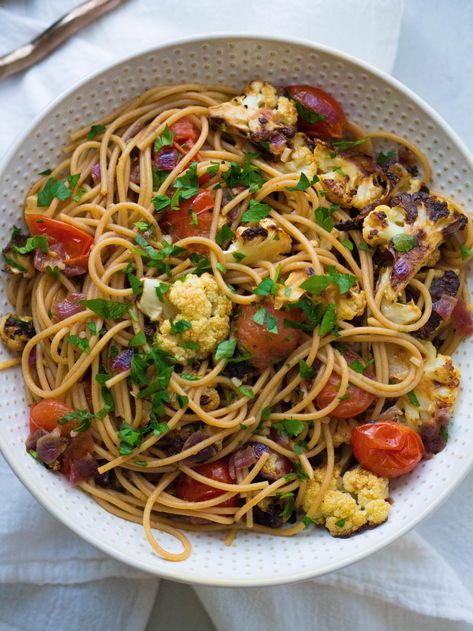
[[2, 80, 472, 561]]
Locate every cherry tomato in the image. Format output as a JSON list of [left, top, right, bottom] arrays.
[[236, 300, 303, 369], [352, 421, 424, 478], [175, 458, 238, 508], [287, 85, 346, 138], [161, 189, 214, 252], [315, 349, 375, 418], [61, 430, 95, 477], [26, 215, 93, 268], [170, 117, 199, 146], [29, 399, 76, 436]]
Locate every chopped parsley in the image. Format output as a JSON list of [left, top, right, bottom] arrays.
[[238, 385, 255, 398], [298, 359, 314, 379], [253, 277, 277, 297], [460, 244, 472, 260], [341, 239, 353, 251], [377, 149, 396, 166], [174, 162, 199, 199], [87, 124, 106, 140], [39, 168, 52, 176], [12, 235, 49, 255], [57, 409, 94, 432], [407, 390, 420, 407], [68, 335, 90, 353], [152, 195, 171, 211], [439, 425, 449, 442], [319, 303, 338, 337], [206, 163, 221, 177], [335, 518, 346, 528], [302, 515, 315, 528], [241, 199, 272, 223], [300, 265, 357, 296], [154, 124, 175, 152], [130, 330, 147, 347], [215, 338, 237, 361], [315, 206, 335, 232], [286, 172, 311, 191], [392, 233, 417, 253], [350, 358, 374, 374], [274, 419, 305, 437], [293, 101, 326, 124], [37, 177, 72, 206], [261, 407, 272, 421], [170, 319, 192, 335], [176, 394, 189, 409], [252, 306, 278, 333], [215, 224, 234, 248], [222, 153, 265, 192], [80, 298, 130, 320], [332, 137, 369, 151]]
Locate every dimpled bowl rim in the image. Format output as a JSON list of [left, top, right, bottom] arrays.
[[0, 33, 473, 587]]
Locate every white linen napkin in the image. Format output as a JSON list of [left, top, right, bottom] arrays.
[[3, 2, 473, 631]]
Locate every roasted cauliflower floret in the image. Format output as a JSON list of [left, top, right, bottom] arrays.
[[363, 192, 468, 301], [0, 313, 35, 352], [313, 142, 385, 209], [138, 278, 167, 321], [155, 273, 232, 364], [397, 341, 460, 432], [378, 270, 422, 325], [303, 465, 390, 536], [274, 269, 308, 309], [282, 132, 318, 181], [209, 81, 297, 156], [224, 218, 292, 265], [331, 418, 359, 447]]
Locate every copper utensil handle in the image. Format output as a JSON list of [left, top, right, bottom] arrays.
[[0, 0, 127, 80]]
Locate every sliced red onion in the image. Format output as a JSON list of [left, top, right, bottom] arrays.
[[433, 294, 458, 322], [111, 348, 133, 373], [53, 292, 86, 322], [34, 242, 66, 273], [182, 430, 217, 464], [25, 428, 47, 451], [228, 445, 259, 478], [269, 428, 290, 447], [36, 428, 65, 464], [91, 163, 101, 184], [69, 454, 98, 484], [63, 263, 88, 277], [28, 346, 37, 369], [155, 146, 179, 171], [452, 298, 473, 336]]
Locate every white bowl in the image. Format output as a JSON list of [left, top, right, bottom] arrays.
[[1, 35, 473, 586]]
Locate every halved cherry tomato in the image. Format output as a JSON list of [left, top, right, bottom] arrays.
[[235, 300, 303, 369], [61, 430, 95, 477], [315, 349, 375, 418], [29, 399, 76, 436], [287, 85, 346, 138], [161, 189, 214, 252], [175, 458, 238, 508], [352, 421, 424, 478], [26, 215, 93, 268]]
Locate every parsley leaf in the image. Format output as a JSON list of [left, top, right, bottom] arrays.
[[238, 385, 255, 398], [241, 199, 272, 223], [87, 124, 106, 140], [332, 137, 369, 151], [37, 177, 71, 207], [460, 244, 472, 260], [170, 319, 192, 335], [215, 224, 234, 248], [79, 298, 130, 320], [57, 409, 94, 432], [152, 195, 171, 211], [215, 338, 237, 360], [302, 515, 315, 528], [319, 303, 338, 337], [274, 419, 305, 437], [407, 390, 420, 407], [174, 162, 199, 199], [300, 266, 356, 296], [12, 235, 49, 255], [377, 150, 396, 166], [39, 168, 52, 176], [176, 394, 189, 409], [299, 359, 314, 379], [286, 172, 311, 191], [152, 166, 168, 190], [335, 518, 346, 528], [253, 277, 276, 296], [130, 330, 147, 347], [68, 335, 90, 353], [261, 407, 272, 421], [341, 239, 353, 251], [154, 125, 175, 152], [315, 206, 334, 232], [294, 101, 326, 124], [392, 233, 417, 253], [118, 421, 142, 455]]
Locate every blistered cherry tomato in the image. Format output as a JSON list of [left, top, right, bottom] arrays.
[[29, 399, 76, 436], [287, 85, 346, 138], [175, 458, 238, 508], [352, 421, 424, 478], [26, 215, 93, 269], [161, 189, 214, 252], [315, 349, 375, 418], [235, 300, 303, 369]]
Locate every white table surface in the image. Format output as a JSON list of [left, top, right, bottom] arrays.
[[144, 2, 473, 629]]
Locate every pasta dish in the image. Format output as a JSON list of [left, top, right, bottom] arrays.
[[1, 80, 472, 561]]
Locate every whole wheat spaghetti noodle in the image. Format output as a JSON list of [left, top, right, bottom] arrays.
[[1, 80, 471, 561]]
